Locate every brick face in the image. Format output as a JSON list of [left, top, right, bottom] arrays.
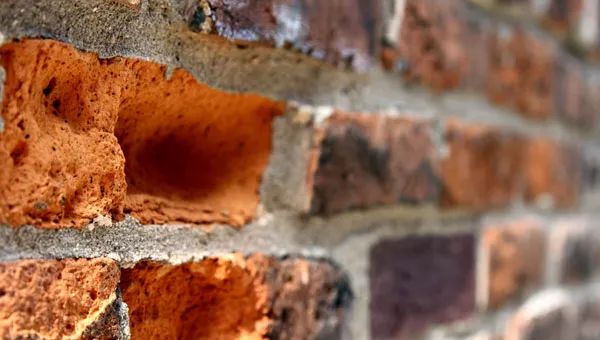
[[486, 29, 556, 120], [203, 0, 380, 72], [370, 234, 475, 339], [310, 112, 439, 215], [481, 218, 546, 309], [525, 139, 581, 208], [120, 254, 351, 340], [441, 119, 525, 210], [0, 258, 121, 339]]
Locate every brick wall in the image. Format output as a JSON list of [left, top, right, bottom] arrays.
[[1, 0, 600, 339]]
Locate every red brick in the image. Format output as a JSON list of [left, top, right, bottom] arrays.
[[505, 289, 578, 340], [579, 288, 600, 340], [389, 0, 467, 90], [0, 258, 121, 339], [525, 139, 581, 209], [120, 254, 351, 340], [197, 0, 381, 72], [481, 218, 546, 309], [370, 234, 475, 339], [486, 29, 556, 120], [441, 119, 525, 210], [309, 111, 439, 215]]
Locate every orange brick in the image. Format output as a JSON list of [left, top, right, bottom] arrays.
[[0, 39, 283, 229], [486, 29, 556, 120], [120, 254, 351, 340], [480, 218, 546, 309], [0, 258, 121, 339], [525, 139, 581, 209], [441, 119, 525, 210]]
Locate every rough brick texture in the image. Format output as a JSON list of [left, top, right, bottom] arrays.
[[369, 234, 475, 340], [121, 254, 351, 340], [0, 258, 121, 339], [309, 112, 439, 215], [0, 39, 282, 229], [481, 218, 546, 309]]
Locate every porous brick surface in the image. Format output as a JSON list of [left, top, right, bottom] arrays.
[[0, 258, 120, 339], [121, 254, 351, 340], [0, 39, 282, 229]]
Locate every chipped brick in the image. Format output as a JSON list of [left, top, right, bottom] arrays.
[[0, 258, 120, 339]]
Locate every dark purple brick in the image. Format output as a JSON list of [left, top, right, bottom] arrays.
[[369, 234, 475, 340]]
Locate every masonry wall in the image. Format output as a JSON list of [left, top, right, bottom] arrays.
[[2, 0, 600, 339]]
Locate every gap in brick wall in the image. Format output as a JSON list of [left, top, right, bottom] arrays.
[[0, 38, 284, 229]]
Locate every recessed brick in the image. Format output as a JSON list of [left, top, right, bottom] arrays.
[[0, 258, 121, 339], [549, 218, 600, 283], [486, 29, 556, 120], [0, 39, 283, 228], [120, 254, 351, 340], [525, 138, 581, 209], [370, 234, 475, 339], [480, 218, 546, 309], [441, 119, 525, 210], [200, 0, 380, 72], [309, 111, 439, 215], [505, 289, 578, 340]]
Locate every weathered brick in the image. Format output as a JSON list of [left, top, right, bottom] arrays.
[[120, 254, 351, 340], [0, 258, 121, 339], [0, 39, 283, 229], [505, 289, 579, 340], [525, 139, 581, 209], [481, 218, 546, 309], [486, 29, 556, 120], [441, 119, 525, 210], [388, 0, 467, 90], [196, 0, 381, 72], [309, 111, 439, 215], [370, 234, 475, 339], [549, 218, 600, 283]]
